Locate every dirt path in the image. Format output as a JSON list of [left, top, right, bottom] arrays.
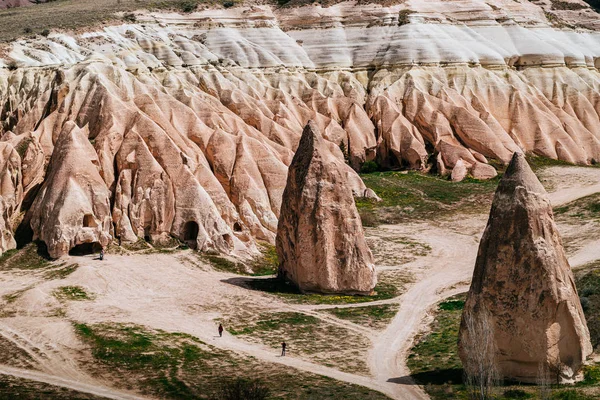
[[0, 365, 149, 400]]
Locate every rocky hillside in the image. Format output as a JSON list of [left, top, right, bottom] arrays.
[[1, 0, 600, 258]]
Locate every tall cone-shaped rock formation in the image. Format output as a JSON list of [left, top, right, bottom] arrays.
[[276, 121, 377, 294], [458, 152, 592, 383]]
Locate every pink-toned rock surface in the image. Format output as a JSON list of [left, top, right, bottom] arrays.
[[0, 2, 599, 256], [458, 152, 592, 383], [276, 121, 377, 294], [29, 122, 112, 259]]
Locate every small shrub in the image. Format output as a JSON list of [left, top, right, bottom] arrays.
[[439, 299, 465, 311], [503, 389, 532, 399], [53, 285, 92, 301], [398, 9, 414, 26], [123, 13, 136, 22], [6, 60, 18, 71], [358, 209, 379, 227], [211, 378, 270, 400], [580, 296, 590, 312], [41, 29, 50, 37], [583, 364, 600, 384], [223, 1, 235, 7], [180, 0, 197, 12], [360, 160, 380, 174], [23, 27, 32, 34]]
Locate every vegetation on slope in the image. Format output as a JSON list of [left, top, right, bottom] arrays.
[[0, 0, 241, 42], [74, 323, 389, 399], [356, 171, 499, 226], [224, 311, 371, 374]]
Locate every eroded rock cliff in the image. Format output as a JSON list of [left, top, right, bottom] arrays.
[[0, 1, 599, 256], [458, 152, 592, 384]]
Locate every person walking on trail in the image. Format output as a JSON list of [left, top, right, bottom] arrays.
[[281, 341, 286, 356], [99, 248, 104, 261], [218, 323, 224, 338]]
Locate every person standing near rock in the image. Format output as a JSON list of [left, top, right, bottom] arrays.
[[281, 341, 286, 356]]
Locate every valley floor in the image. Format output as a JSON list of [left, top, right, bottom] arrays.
[[1, 165, 600, 400]]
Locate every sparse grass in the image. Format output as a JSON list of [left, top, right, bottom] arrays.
[[227, 312, 319, 335], [356, 171, 499, 225], [576, 267, 600, 350], [0, 335, 36, 369], [550, 0, 588, 10], [53, 285, 93, 301], [326, 304, 396, 330], [2, 285, 34, 303], [555, 193, 600, 222], [250, 243, 279, 276], [398, 9, 414, 26], [407, 294, 465, 382], [366, 233, 431, 265], [0, 243, 49, 271], [201, 244, 278, 276], [526, 154, 577, 171], [0, 0, 230, 42], [225, 311, 371, 374], [244, 277, 399, 305], [44, 263, 79, 280], [0, 375, 104, 400], [74, 323, 388, 399]]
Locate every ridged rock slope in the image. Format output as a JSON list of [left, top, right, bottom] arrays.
[[276, 121, 377, 294], [458, 152, 592, 383], [0, 1, 600, 256]]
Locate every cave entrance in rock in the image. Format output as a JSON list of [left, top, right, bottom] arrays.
[[182, 221, 199, 249], [82, 214, 97, 228], [69, 242, 102, 256]]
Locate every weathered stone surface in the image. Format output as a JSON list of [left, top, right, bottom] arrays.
[[1, 2, 600, 256], [0, 142, 22, 254], [29, 122, 112, 259], [276, 121, 377, 294], [458, 152, 592, 383], [451, 159, 469, 182]]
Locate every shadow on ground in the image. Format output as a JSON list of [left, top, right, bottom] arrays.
[[390, 369, 463, 386], [222, 276, 301, 295]]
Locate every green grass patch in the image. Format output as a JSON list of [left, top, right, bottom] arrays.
[[355, 171, 499, 225], [223, 311, 372, 374], [554, 193, 600, 222], [407, 294, 465, 383], [325, 304, 396, 329], [53, 285, 93, 301], [201, 244, 278, 276], [44, 263, 79, 280], [74, 323, 388, 399], [243, 277, 399, 305], [228, 312, 319, 336], [0, 243, 49, 271], [0, 375, 103, 399]]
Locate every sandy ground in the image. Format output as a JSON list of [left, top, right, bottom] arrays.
[[0, 165, 599, 400]]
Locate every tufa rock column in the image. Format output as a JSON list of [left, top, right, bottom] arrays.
[[458, 152, 592, 384], [276, 121, 377, 294]]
